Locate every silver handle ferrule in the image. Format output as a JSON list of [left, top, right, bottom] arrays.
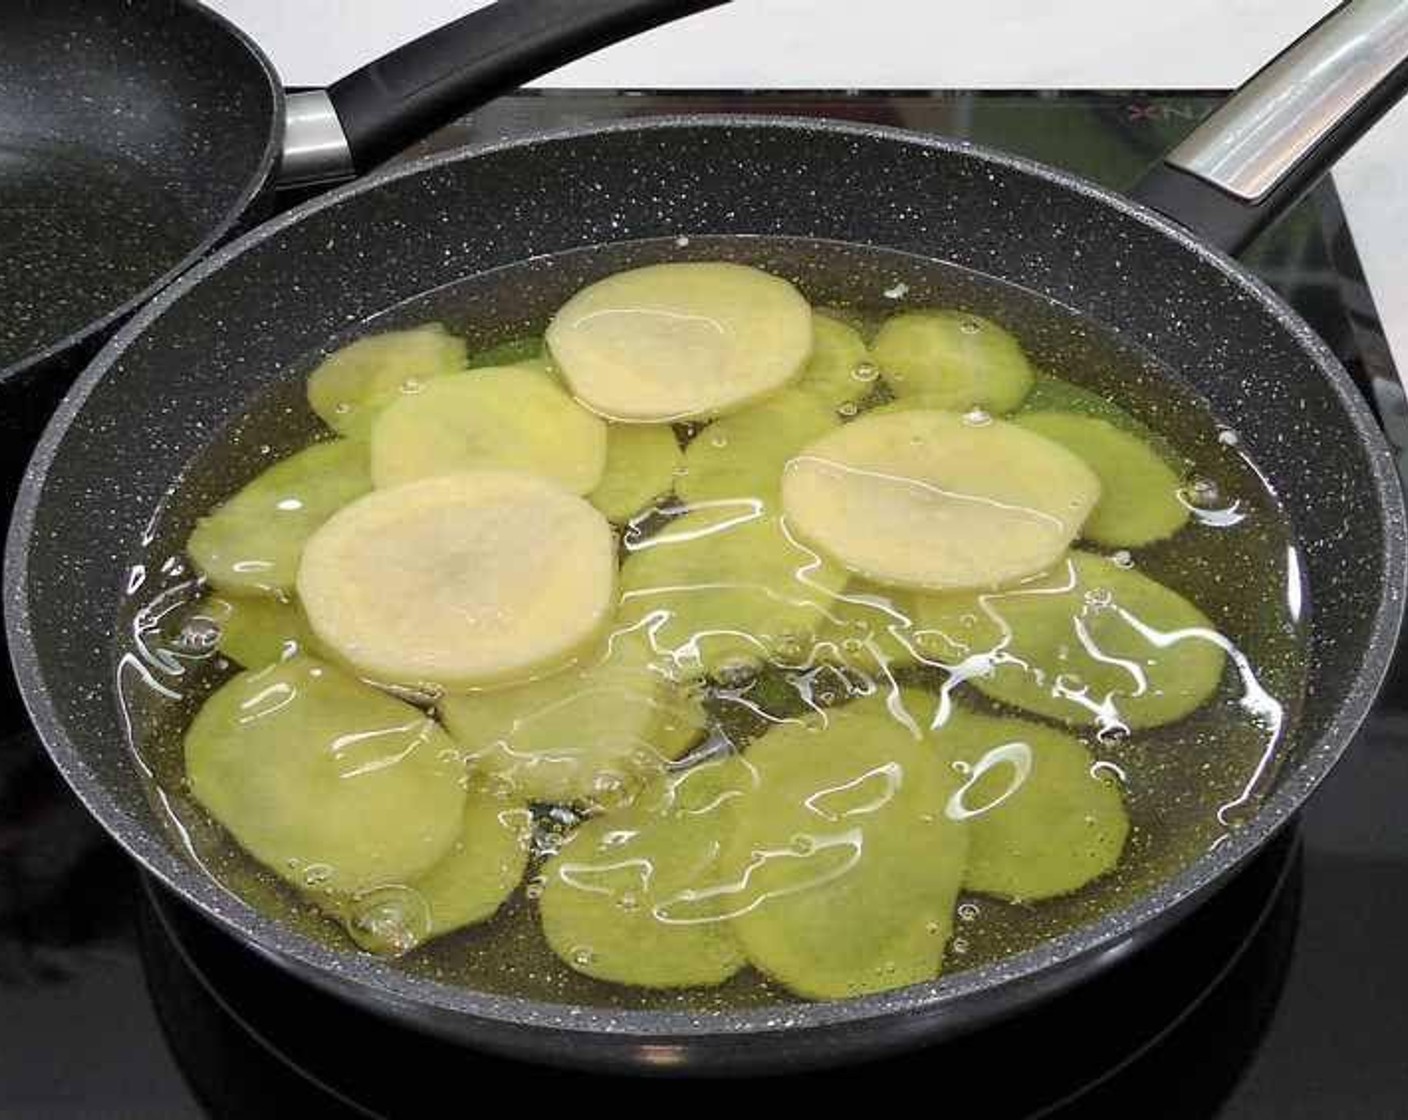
[[279, 90, 355, 188]]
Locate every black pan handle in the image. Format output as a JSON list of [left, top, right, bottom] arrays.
[[279, 0, 727, 185], [1129, 0, 1408, 255]]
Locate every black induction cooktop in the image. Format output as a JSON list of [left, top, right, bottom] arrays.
[[2, 91, 1406, 1119]]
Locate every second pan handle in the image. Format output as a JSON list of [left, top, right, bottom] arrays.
[[281, 0, 727, 185], [1130, 0, 1408, 254]]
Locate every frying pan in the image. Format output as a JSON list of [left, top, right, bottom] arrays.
[[7, 0, 1408, 1076], [0, 0, 725, 574]]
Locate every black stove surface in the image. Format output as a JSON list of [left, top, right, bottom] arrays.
[[3, 91, 1406, 1119]]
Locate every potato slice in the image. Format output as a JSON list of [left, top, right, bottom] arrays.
[[187, 440, 372, 598], [677, 390, 837, 508], [793, 314, 873, 411], [936, 709, 1129, 900], [307, 324, 466, 438], [1019, 371, 1149, 432], [871, 310, 1034, 412], [370, 367, 607, 494], [545, 262, 813, 421], [781, 410, 1101, 592], [815, 578, 922, 675], [189, 594, 318, 669], [618, 507, 846, 677], [1014, 412, 1189, 547], [343, 794, 532, 955], [297, 471, 617, 691], [588, 423, 682, 523], [911, 551, 1226, 729], [439, 624, 706, 809], [539, 759, 750, 989], [185, 655, 466, 896], [723, 695, 969, 1000]]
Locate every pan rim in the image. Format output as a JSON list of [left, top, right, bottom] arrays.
[[7, 113, 1405, 1049], [0, 0, 285, 386]]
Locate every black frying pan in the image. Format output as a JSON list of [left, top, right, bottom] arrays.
[[0, 0, 726, 710], [6, 0, 1408, 1076]]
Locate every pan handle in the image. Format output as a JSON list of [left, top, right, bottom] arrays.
[[279, 0, 727, 186], [1129, 0, 1408, 255]]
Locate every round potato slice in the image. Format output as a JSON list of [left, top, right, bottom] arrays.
[[185, 655, 466, 897], [588, 423, 682, 523], [188, 593, 319, 669], [912, 551, 1226, 730], [370, 367, 607, 494], [677, 390, 838, 508], [781, 409, 1101, 591], [1014, 412, 1189, 547], [815, 578, 922, 675], [539, 758, 750, 989], [343, 794, 532, 955], [723, 696, 969, 1000], [935, 709, 1129, 901], [297, 471, 617, 690], [307, 324, 466, 438], [546, 262, 814, 421], [871, 310, 1034, 412], [618, 507, 847, 678], [187, 440, 372, 598], [439, 623, 706, 809], [793, 313, 873, 411]]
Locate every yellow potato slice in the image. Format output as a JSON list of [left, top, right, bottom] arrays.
[[439, 623, 706, 809], [871, 310, 1034, 412], [369, 367, 607, 494], [588, 423, 682, 523], [793, 313, 873, 411], [306, 324, 466, 438], [781, 409, 1101, 591], [297, 471, 617, 690], [185, 655, 466, 897], [545, 262, 814, 421]]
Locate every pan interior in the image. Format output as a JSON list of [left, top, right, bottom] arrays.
[[114, 234, 1308, 1013], [0, 0, 278, 374]]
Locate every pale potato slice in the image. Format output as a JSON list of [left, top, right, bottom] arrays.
[[185, 655, 466, 897], [297, 471, 617, 690], [439, 623, 706, 809], [307, 324, 466, 438], [871, 310, 1034, 412], [545, 262, 813, 421], [588, 423, 682, 523], [793, 313, 873, 411], [781, 410, 1101, 592], [369, 367, 607, 494]]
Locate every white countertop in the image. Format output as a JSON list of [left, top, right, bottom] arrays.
[[209, 0, 1408, 378]]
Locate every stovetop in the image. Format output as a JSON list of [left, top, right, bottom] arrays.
[[2, 91, 1406, 1119]]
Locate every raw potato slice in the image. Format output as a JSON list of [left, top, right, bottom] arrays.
[[588, 423, 682, 522], [344, 794, 532, 955], [546, 262, 814, 421], [816, 579, 922, 675], [935, 709, 1129, 900], [307, 324, 466, 438], [677, 390, 838, 507], [439, 624, 706, 809], [1014, 412, 1189, 546], [617, 507, 846, 677], [185, 655, 466, 896], [723, 695, 969, 1000], [370, 367, 607, 494], [793, 314, 873, 411], [466, 336, 543, 370], [1019, 372, 1150, 434], [872, 310, 1034, 412], [187, 440, 372, 597], [911, 551, 1226, 729], [539, 759, 750, 988], [190, 594, 318, 668], [781, 409, 1101, 591], [297, 471, 617, 690]]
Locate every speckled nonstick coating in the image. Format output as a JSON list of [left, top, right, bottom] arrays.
[[6, 118, 1405, 1074]]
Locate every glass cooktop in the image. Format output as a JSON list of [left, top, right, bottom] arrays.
[[2, 90, 1405, 1118]]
